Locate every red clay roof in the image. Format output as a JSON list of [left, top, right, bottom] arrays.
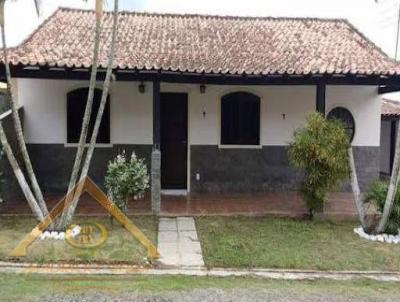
[[382, 99, 400, 117], [5, 7, 400, 75]]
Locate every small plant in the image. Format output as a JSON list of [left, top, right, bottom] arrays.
[[288, 113, 350, 219], [105, 151, 150, 214], [365, 181, 400, 235]]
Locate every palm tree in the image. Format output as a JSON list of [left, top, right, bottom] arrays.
[[0, 0, 49, 218], [57, 0, 115, 229], [33, 0, 41, 16], [375, 127, 400, 233], [0, 123, 44, 220], [68, 0, 120, 225], [371, 0, 400, 233], [348, 147, 366, 229]]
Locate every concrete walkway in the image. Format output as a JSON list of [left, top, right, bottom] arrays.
[[157, 217, 204, 267], [1, 261, 400, 282]]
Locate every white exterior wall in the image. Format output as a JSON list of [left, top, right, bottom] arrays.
[[161, 84, 316, 146], [16, 79, 380, 147], [326, 86, 380, 147], [16, 78, 153, 144]]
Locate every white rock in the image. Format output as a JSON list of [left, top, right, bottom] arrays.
[[71, 226, 81, 237], [42, 231, 50, 239], [58, 232, 65, 240], [354, 228, 400, 244]]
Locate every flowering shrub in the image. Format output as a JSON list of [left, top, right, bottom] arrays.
[[105, 151, 150, 213]]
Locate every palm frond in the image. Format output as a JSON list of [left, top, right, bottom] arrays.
[[33, 0, 41, 16]]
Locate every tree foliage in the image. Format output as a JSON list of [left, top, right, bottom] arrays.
[[288, 113, 350, 218]]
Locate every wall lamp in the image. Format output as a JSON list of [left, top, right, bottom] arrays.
[[139, 82, 146, 94], [200, 84, 206, 94]]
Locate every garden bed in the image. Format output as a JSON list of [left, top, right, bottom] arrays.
[[196, 217, 400, 271], [0, 216, 157, 264]]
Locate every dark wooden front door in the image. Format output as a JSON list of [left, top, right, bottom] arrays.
[[161, 93, 188, 189]]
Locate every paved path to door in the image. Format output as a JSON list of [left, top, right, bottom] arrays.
[[157, 217, 204, 267]]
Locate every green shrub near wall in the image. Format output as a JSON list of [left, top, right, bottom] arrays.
[[288, 113, 350, 219], [365, 181, 400, 234]]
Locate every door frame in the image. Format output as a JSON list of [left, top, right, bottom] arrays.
[[160, 91, 189, 191]]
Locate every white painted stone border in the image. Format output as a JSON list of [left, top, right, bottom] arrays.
[[353, 226, 400, 244], [39, 225, 81, 241]]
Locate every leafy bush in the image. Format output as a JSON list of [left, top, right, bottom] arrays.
[[365, 181, 400, 235], [288, 113, 350, 218], [105, 151, 150, 213]]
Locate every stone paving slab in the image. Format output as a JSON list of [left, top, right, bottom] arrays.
[[177, 217, 196, 231], [158, 231, 178, 243], [179, 230, 198, 241], [159, 218, 178, 231], [157, 217, 204, 267]]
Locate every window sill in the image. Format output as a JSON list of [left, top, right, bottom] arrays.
[[218, 144, 262, 149], [64, 143, 114, 148]]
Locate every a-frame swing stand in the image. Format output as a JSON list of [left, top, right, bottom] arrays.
[[9, 177, 159, 259]]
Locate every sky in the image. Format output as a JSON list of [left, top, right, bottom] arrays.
[[3, 0, 400, 60]]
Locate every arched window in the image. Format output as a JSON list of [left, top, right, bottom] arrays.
[[67, 88, 110, 144], [221, 91, 260, 145], [327, 107, 355, 142]]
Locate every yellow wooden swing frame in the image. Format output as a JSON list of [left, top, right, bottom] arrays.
[[9, 176, 159, 259]]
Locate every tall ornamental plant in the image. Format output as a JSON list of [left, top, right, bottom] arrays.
[[57, 0, 120, 229], [0, 0, 49, 221], [56, 0, 104, 229], [288, 113, 350, 219]]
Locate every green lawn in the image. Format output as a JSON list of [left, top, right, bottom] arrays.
[[0, 216, 157, 264], [196, 217, 400, 271], [0, 273, 400, 302]]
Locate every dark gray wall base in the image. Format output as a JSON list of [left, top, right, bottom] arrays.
[[343, 146, 380, 192], [0, 109, 24, 200], [2, 144, 152, 198], [1, 143, 379, 198], [190, 145, 379, 193]]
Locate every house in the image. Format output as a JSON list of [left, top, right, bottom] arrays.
[[380, 98, 400, 175], [2, 8, 400, 213]]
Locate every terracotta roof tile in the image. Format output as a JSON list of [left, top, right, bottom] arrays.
[[4, 8, 400, 75], [382, 99, 400, 117]]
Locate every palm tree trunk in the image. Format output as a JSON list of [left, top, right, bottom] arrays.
[[56, 0, 103, 229], [376, 121, 400, 233], [0, 0, 48, 217], [58, 0, 119, 229], [348, 147, 366, 228], [0, 122, 44, 221]]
